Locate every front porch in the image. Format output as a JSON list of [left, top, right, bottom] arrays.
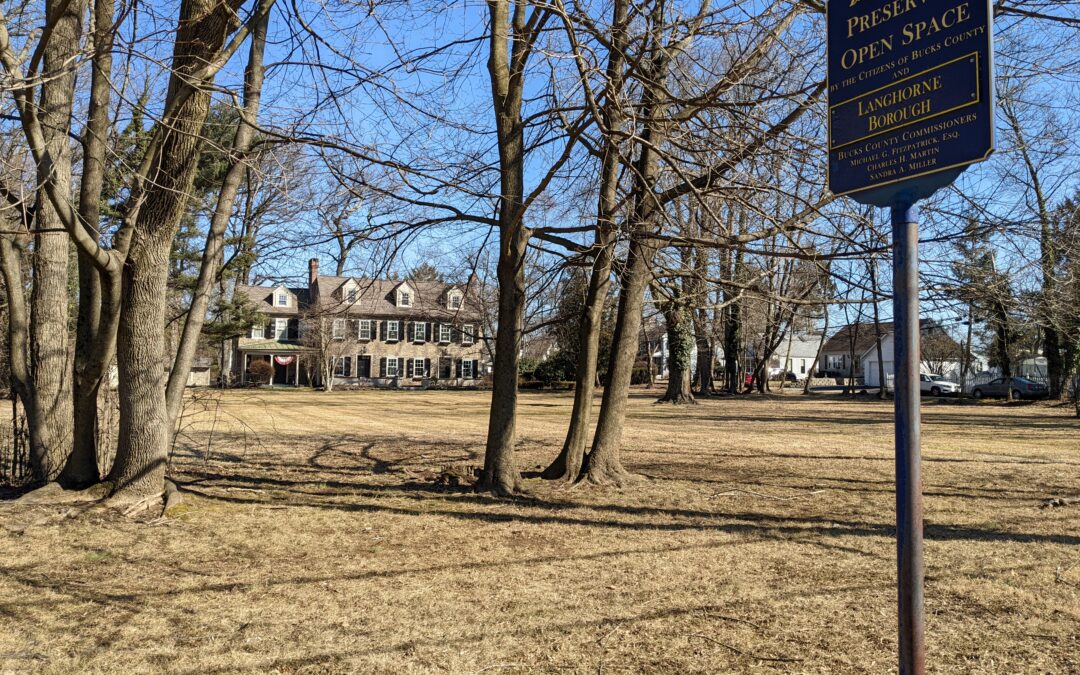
[[238, 341, 310, 386]]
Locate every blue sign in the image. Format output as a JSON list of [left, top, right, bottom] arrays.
[[827, 0, 994, 206]]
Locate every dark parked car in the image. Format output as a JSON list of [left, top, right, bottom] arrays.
[[971, 377, 1049, 400]]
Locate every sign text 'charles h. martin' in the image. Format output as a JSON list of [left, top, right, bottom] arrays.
[[827, 0, 994, 197]]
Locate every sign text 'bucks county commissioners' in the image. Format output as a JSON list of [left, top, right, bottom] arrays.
[[827, 0, 994, 198]]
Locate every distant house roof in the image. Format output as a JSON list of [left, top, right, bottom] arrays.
[[237, 268, 483, 321], [779, 333, 825, 360], [820, 323, 891, 357], [821, 320, 953, 359], [314, 276, 482, 319], [236, 285, 309, 316]]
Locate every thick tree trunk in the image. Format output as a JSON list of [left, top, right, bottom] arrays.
[[27, 0, 85, 483], [584, 236, 655, 485], [166, 4, 269, 428], [658, 298, 695, 404], [695, 334, 714, 396], [63, 0, 118, 486], [543, 0, 627, 483], [543, 242, 612, 482], [108, 0, 244, 499], [482, 231, 527, 495], [478, 0, 535, 495]]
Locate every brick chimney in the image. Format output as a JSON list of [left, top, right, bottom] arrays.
[[308, 258, 319, 288]]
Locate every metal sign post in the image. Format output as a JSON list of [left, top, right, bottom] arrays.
[[891, 199, 924, 670], [825, 1, 995, 672]]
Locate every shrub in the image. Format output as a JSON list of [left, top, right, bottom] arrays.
[[248, 360, 273, 385], [534, 351, 576, 385], [631, 367, 652, 385]]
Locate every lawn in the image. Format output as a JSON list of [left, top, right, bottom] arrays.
[[1, 389, 1078, 673]]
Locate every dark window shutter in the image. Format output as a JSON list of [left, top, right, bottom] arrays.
[[472, 360, 479, 378], [425, 358, 431, 378], [380, 357, 387, 377], [406, 358, 414, 378], [426, 322, 432, 342], [456, 358, 462, 379]]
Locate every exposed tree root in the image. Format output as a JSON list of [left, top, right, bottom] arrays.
[[655, 395, 698, 405], [541, 445, 584, 483], [163, 480, 185, 515], [475, 475, 523, 497], [13, 481, 113, 505]]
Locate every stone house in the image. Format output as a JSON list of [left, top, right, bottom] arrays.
[[232, 259, 487, 387]]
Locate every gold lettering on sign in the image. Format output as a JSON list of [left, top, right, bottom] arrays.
[[839, 1, 974, 71]]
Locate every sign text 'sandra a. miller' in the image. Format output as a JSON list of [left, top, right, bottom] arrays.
[[826, 0, 994, 198]]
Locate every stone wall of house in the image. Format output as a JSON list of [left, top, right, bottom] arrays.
[[327, 318, 486, 385]]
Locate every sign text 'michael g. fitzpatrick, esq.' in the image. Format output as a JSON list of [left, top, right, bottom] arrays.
[[827, 0, 994, 198]]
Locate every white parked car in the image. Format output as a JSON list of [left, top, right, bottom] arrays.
[[919, 373, 960, 397]]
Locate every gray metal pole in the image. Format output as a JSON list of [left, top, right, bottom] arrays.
[[891, 201, 925, 674]]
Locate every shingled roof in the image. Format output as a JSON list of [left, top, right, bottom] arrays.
[[236, 285, 309, 315], [312, 276, 482, 319], [236, 274, 482, 320], [821, 320, 945, 358]]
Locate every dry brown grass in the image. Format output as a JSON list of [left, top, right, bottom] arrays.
[[1, 388, 1078, 674]]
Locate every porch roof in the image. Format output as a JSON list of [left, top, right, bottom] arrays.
[[238, 340, 309, 353]]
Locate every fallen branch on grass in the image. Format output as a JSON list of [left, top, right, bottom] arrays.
[[711, 488, 827, 501], [1040, 497, 1080, 509], [688, 633, 802, 663]]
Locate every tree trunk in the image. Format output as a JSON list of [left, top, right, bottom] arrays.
[[543, 240, 613, 482], [543, 0, 627, 482], [478, 0, 536, 495], [657, 296, 695, 404], [108, 0, 245, 500], [63, 0, 119, 487], [482, 229, 527, 495], [584, 235, 655, 485], [27, 0, 85, 483], [994, 301, 1013, 401], [805, 303, 829, 394], [869, 256, 887, 399], [166, 2, 270, 428]]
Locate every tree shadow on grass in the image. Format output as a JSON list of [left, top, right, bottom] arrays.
[[172, 480, 1080, 549]]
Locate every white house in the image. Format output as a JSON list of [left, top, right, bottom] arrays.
[[860, 328, 985, 387]]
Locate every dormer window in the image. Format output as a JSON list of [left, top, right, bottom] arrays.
[[448, 292, 462, 310], [276, 292, 288, 307], [347, 288, 358, 303], [399, 290, 412, 307]]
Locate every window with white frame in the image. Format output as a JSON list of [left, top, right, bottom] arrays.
[[413, 357, 425, 379], [347, 287, 358, 303], [250, 322, 265, 339], [385, 320, 400, 341], [335, 356, 351, 377], [438, 323, 451, 343], [461, 359, 474, 378], [412, 321, 426, 342], [399, 290, 412, 307], [273, 318, 288, 339], [386, 356, 400, 377], [332, 318, 346, 340], [827, 355, 846, 371], [448, 292, 462, 310], [276, 292, 288, 307], [462, 324, 474, 345], [358, 319, 372, 340]]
